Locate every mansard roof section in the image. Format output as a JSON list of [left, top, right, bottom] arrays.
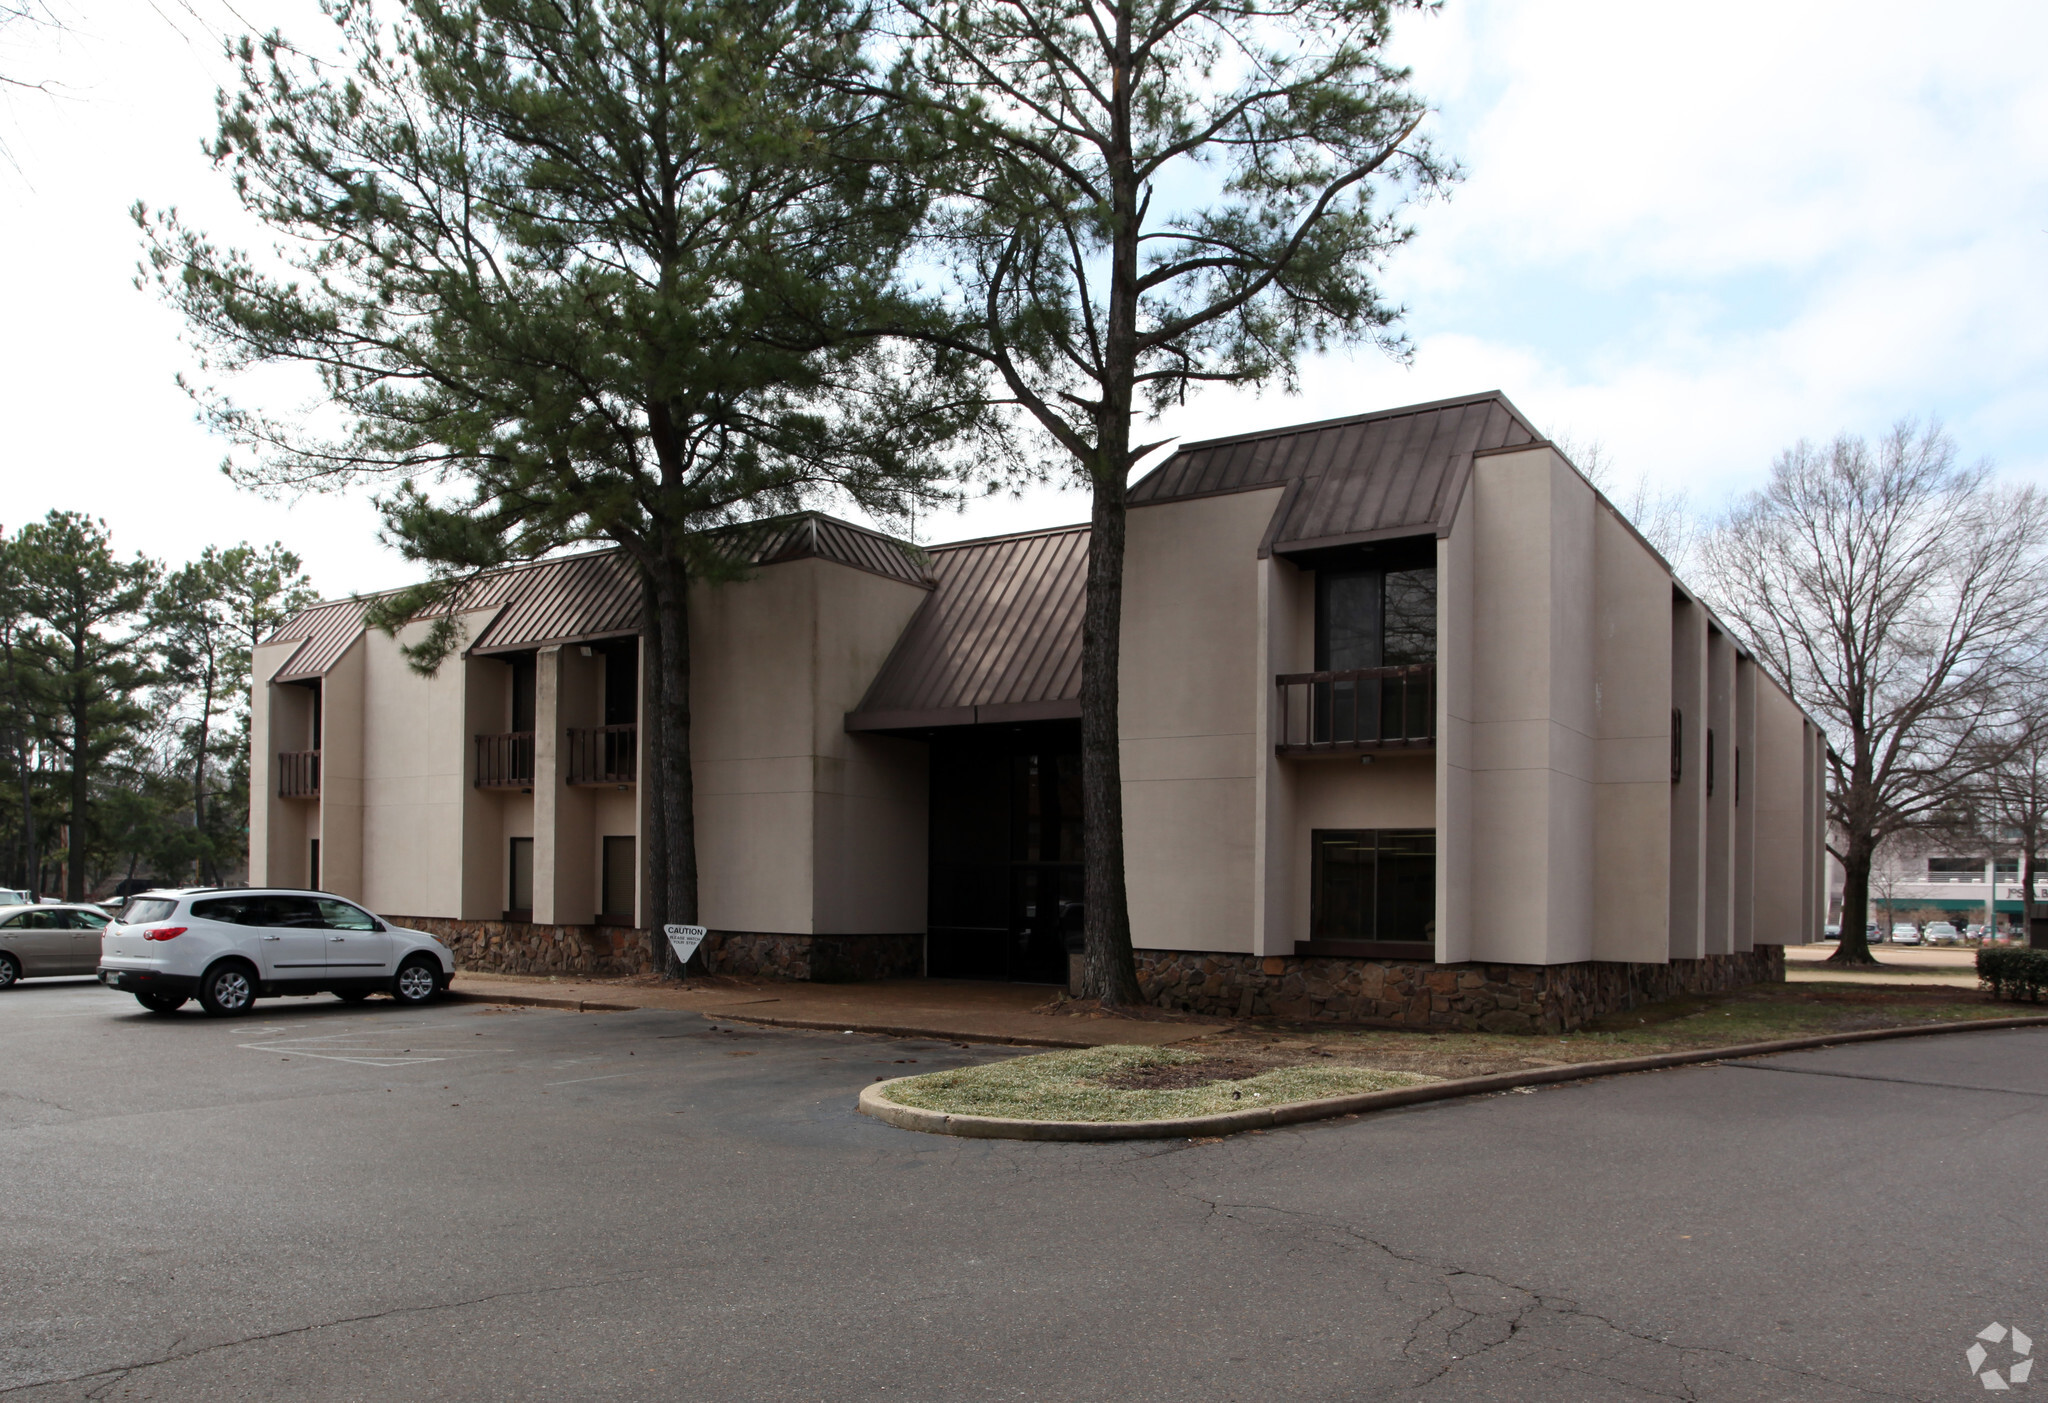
[[467, 549, 643, 655], [847, 523, 1088, 731], [708, 512, 933, 588], [268, 596, 380, 683], [266, 512, 928, 678], [1128, 391, 1542, 553]]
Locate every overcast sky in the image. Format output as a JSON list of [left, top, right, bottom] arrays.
[[3, 0, 2043, 599]]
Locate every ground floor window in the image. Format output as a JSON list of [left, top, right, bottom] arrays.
[[508, 836, 534, 920], [600, 836, 636, 924], [1310, 829, 1434, 945]]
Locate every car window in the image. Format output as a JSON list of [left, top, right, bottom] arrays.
[[0, 912, 27, 929], [192, 896, 267, 925], [314, 899, 377, 932], [71, 910, 109, 930], [27, 910, 58, 929], [122, 897, 179, 924], [261, 896, 327, 928]]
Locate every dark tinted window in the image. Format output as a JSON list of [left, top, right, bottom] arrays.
[[1310, 829, 1435, 945], [262, 896, 328, 928], [123, 898, 178, 924], [192, 896, 266, 925], [1315, 567, 1436, 671]]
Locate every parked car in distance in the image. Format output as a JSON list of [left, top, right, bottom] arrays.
[[1820, 924, 1841, 942], [1924, 921, 1960, 943], [0, 903, 114, 986], [1890, 923, 1923, 945], [0, 888, 32, 907], [98, 888, 455, 1016]]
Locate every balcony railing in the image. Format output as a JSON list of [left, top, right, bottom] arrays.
[[567, 724, 637, 786], [475, 732, 536, 789], [278, 749, 321, 798], [1275, 664, 1435, 756]]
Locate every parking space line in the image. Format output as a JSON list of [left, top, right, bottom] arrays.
[[544, 1072, 634, 1087]]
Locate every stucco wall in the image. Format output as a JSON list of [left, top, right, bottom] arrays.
[[691, 555, 929, 937], [810, 564, 932, 935], [354, 612, 494, 919], [1120, 486, 1284, 954], [1589, 502, 1674, 963]]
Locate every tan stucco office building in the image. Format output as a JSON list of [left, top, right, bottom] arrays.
[[251, 392, 1828, 1031]]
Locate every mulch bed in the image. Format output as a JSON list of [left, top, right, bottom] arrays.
[[1095, 1056, 1273, 1090]]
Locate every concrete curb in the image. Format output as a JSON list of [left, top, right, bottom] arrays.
[[707, 1011, 1098, 1048], [445, 990, 638, 1014], [858, 1013, 2048, 1141]]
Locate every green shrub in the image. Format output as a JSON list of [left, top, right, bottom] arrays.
[[1977, 947, 2048, 1002]]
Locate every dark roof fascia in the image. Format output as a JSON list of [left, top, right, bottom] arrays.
[[468, 627, 643, 658], [1269, 521, 1447, 559], [845, 698, 1082, 733]]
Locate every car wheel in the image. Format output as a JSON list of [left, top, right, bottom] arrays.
[[392, 958, 439, 1006], [336, 990, 373, 1004], [0, 953, 17, 989], [198, 962, 258, 1018], [135, 992, 187, 1014]]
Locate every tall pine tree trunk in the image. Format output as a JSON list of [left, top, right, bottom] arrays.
[[66, 696, 88, 902], [640, 567, 671, 973], [1079, 472, 1141, 1005], [649, 550, 700, 979]]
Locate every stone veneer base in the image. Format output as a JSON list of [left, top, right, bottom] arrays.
[[1135, 946, 1786, 1033], [389, 917, 924, 985], [391, 914, 1780, 1032]]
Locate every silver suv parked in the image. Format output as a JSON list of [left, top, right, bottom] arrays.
[[99, 889, 455, 1017]]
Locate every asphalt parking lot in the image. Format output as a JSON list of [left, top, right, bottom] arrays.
[[3, 978, 2045, 1401]]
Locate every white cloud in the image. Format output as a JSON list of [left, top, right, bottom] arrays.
[[2, 0, 2042, 577]]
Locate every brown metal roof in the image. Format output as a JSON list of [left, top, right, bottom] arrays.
[[268, 597, 374, 683], [1128, 391, 1541, 553], [266, 512, 927, 676], [847, 524, 1088, 730], [709, 513, 931, 587], [468, 549, 642, 655]]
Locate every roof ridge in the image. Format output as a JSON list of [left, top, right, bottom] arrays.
[[1168, 390, 1537, 455], [924, 520, 1092, 553]]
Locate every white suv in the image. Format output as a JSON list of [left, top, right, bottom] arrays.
[[99, 889, 456, 1017]]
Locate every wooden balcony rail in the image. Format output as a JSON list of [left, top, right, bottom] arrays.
[[475, 732, 536, 789], [567, 724, 637, 786], [277, 749, 321, 798], [1275, 663, 1436, 756]]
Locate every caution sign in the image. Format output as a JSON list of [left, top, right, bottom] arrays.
[[664, 924, 708, 966]]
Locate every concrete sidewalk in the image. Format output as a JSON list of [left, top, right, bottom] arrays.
[[445, 971, 1225, 1047]]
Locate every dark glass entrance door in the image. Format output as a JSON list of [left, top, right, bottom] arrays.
[[927, 721, 1081, 983]]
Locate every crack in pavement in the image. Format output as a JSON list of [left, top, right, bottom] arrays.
[[1724, 1060, 2048, 1098], [0, 1270, 656, 1397], [1173, 1172, 1915, 1401]]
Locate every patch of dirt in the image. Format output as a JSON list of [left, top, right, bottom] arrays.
[[1095, 1056, 1273, 1090]]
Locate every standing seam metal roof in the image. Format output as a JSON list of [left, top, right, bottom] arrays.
[[847, 524, 1089, 729], [263, 512, 928, 677], [1128, 391, 1541, 552]]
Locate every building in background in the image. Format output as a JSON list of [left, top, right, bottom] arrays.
[[250, 392, 1829, 1030]]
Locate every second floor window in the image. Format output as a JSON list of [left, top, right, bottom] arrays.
[[1317, 566, 1436, 672]]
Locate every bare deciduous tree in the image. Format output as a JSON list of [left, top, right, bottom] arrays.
[[1704, 421, 2048, 965], [1972, 707, 2048, 947]]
